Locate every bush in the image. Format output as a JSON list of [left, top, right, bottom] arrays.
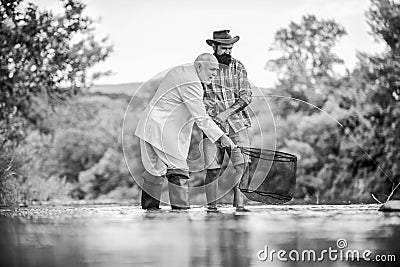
[[0, 153, 19, 206]]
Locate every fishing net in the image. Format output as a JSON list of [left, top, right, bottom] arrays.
[[239, 147, 297, 204]]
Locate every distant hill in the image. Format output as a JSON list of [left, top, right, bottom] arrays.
[[90, 82, 143, 97]]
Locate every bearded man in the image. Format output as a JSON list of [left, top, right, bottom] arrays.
[[203, 30, 252, 212]]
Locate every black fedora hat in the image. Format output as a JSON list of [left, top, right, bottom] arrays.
[[206, 30, 240, 46]]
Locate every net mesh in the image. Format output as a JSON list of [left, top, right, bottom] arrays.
[[239, 147, 297, 204]]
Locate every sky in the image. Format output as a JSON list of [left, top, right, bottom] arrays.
[[31, 0, 385, 88]]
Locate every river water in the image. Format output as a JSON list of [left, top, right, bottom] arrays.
[[0, 204, 399, 267]]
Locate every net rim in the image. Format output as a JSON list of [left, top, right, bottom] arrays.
[[239, 146, 297, 162]]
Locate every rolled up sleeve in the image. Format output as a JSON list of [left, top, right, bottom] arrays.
[[229, 66, 252, 113]]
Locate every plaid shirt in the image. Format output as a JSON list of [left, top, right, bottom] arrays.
[[204, 57, 252, 134]]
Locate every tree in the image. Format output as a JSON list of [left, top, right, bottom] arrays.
[[365, 0, 400, 105], [266, 1, 400, 203], [0, 0, 112, 205], [264, 15, 352, 203], [267, 15, 347, 112], [0, 0, 112, 151]]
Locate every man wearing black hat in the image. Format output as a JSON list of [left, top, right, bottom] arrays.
[[203, 30, 252, 212]]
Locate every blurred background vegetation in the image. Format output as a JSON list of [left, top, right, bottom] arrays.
[[1, 0, 399, 206]]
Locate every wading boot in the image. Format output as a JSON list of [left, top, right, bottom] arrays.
[[205, 168, 220, 212], [141, 175, 163, 210], [166, 173, 190, 210]]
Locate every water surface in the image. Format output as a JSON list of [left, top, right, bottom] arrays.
[[1, 204, 399, 266]]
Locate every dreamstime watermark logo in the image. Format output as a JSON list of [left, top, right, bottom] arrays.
[[257, 238, 397, 263]]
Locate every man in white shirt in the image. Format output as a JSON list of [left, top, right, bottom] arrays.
[[135, 53, 236, 210]]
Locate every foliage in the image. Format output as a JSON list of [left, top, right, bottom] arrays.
[[0, 152, 19, 206], [11, 94, 139, 203], [267, 15, 347, 113], [0, 0, 112, 205], [0, 0, 112, 150], [349, 0, 400, 201], [266, 1, 400, 203], [266, 15, 350, 202]]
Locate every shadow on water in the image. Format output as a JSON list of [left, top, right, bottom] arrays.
[[0, 204, 399, 267]]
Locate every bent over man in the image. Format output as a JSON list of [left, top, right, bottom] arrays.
[[135, 53, 236, 210]]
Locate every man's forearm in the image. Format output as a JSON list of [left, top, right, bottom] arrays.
[[215, 100, 247, 122], [229, 98, 250, 113]]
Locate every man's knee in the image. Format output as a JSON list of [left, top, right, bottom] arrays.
[[142, 171, 164, 185], [234, 163, 246, 175]]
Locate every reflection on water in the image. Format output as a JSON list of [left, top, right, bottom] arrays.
[[0, 204, 399, 267]]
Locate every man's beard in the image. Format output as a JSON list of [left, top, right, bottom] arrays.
[[214, 53, 232, 67]]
